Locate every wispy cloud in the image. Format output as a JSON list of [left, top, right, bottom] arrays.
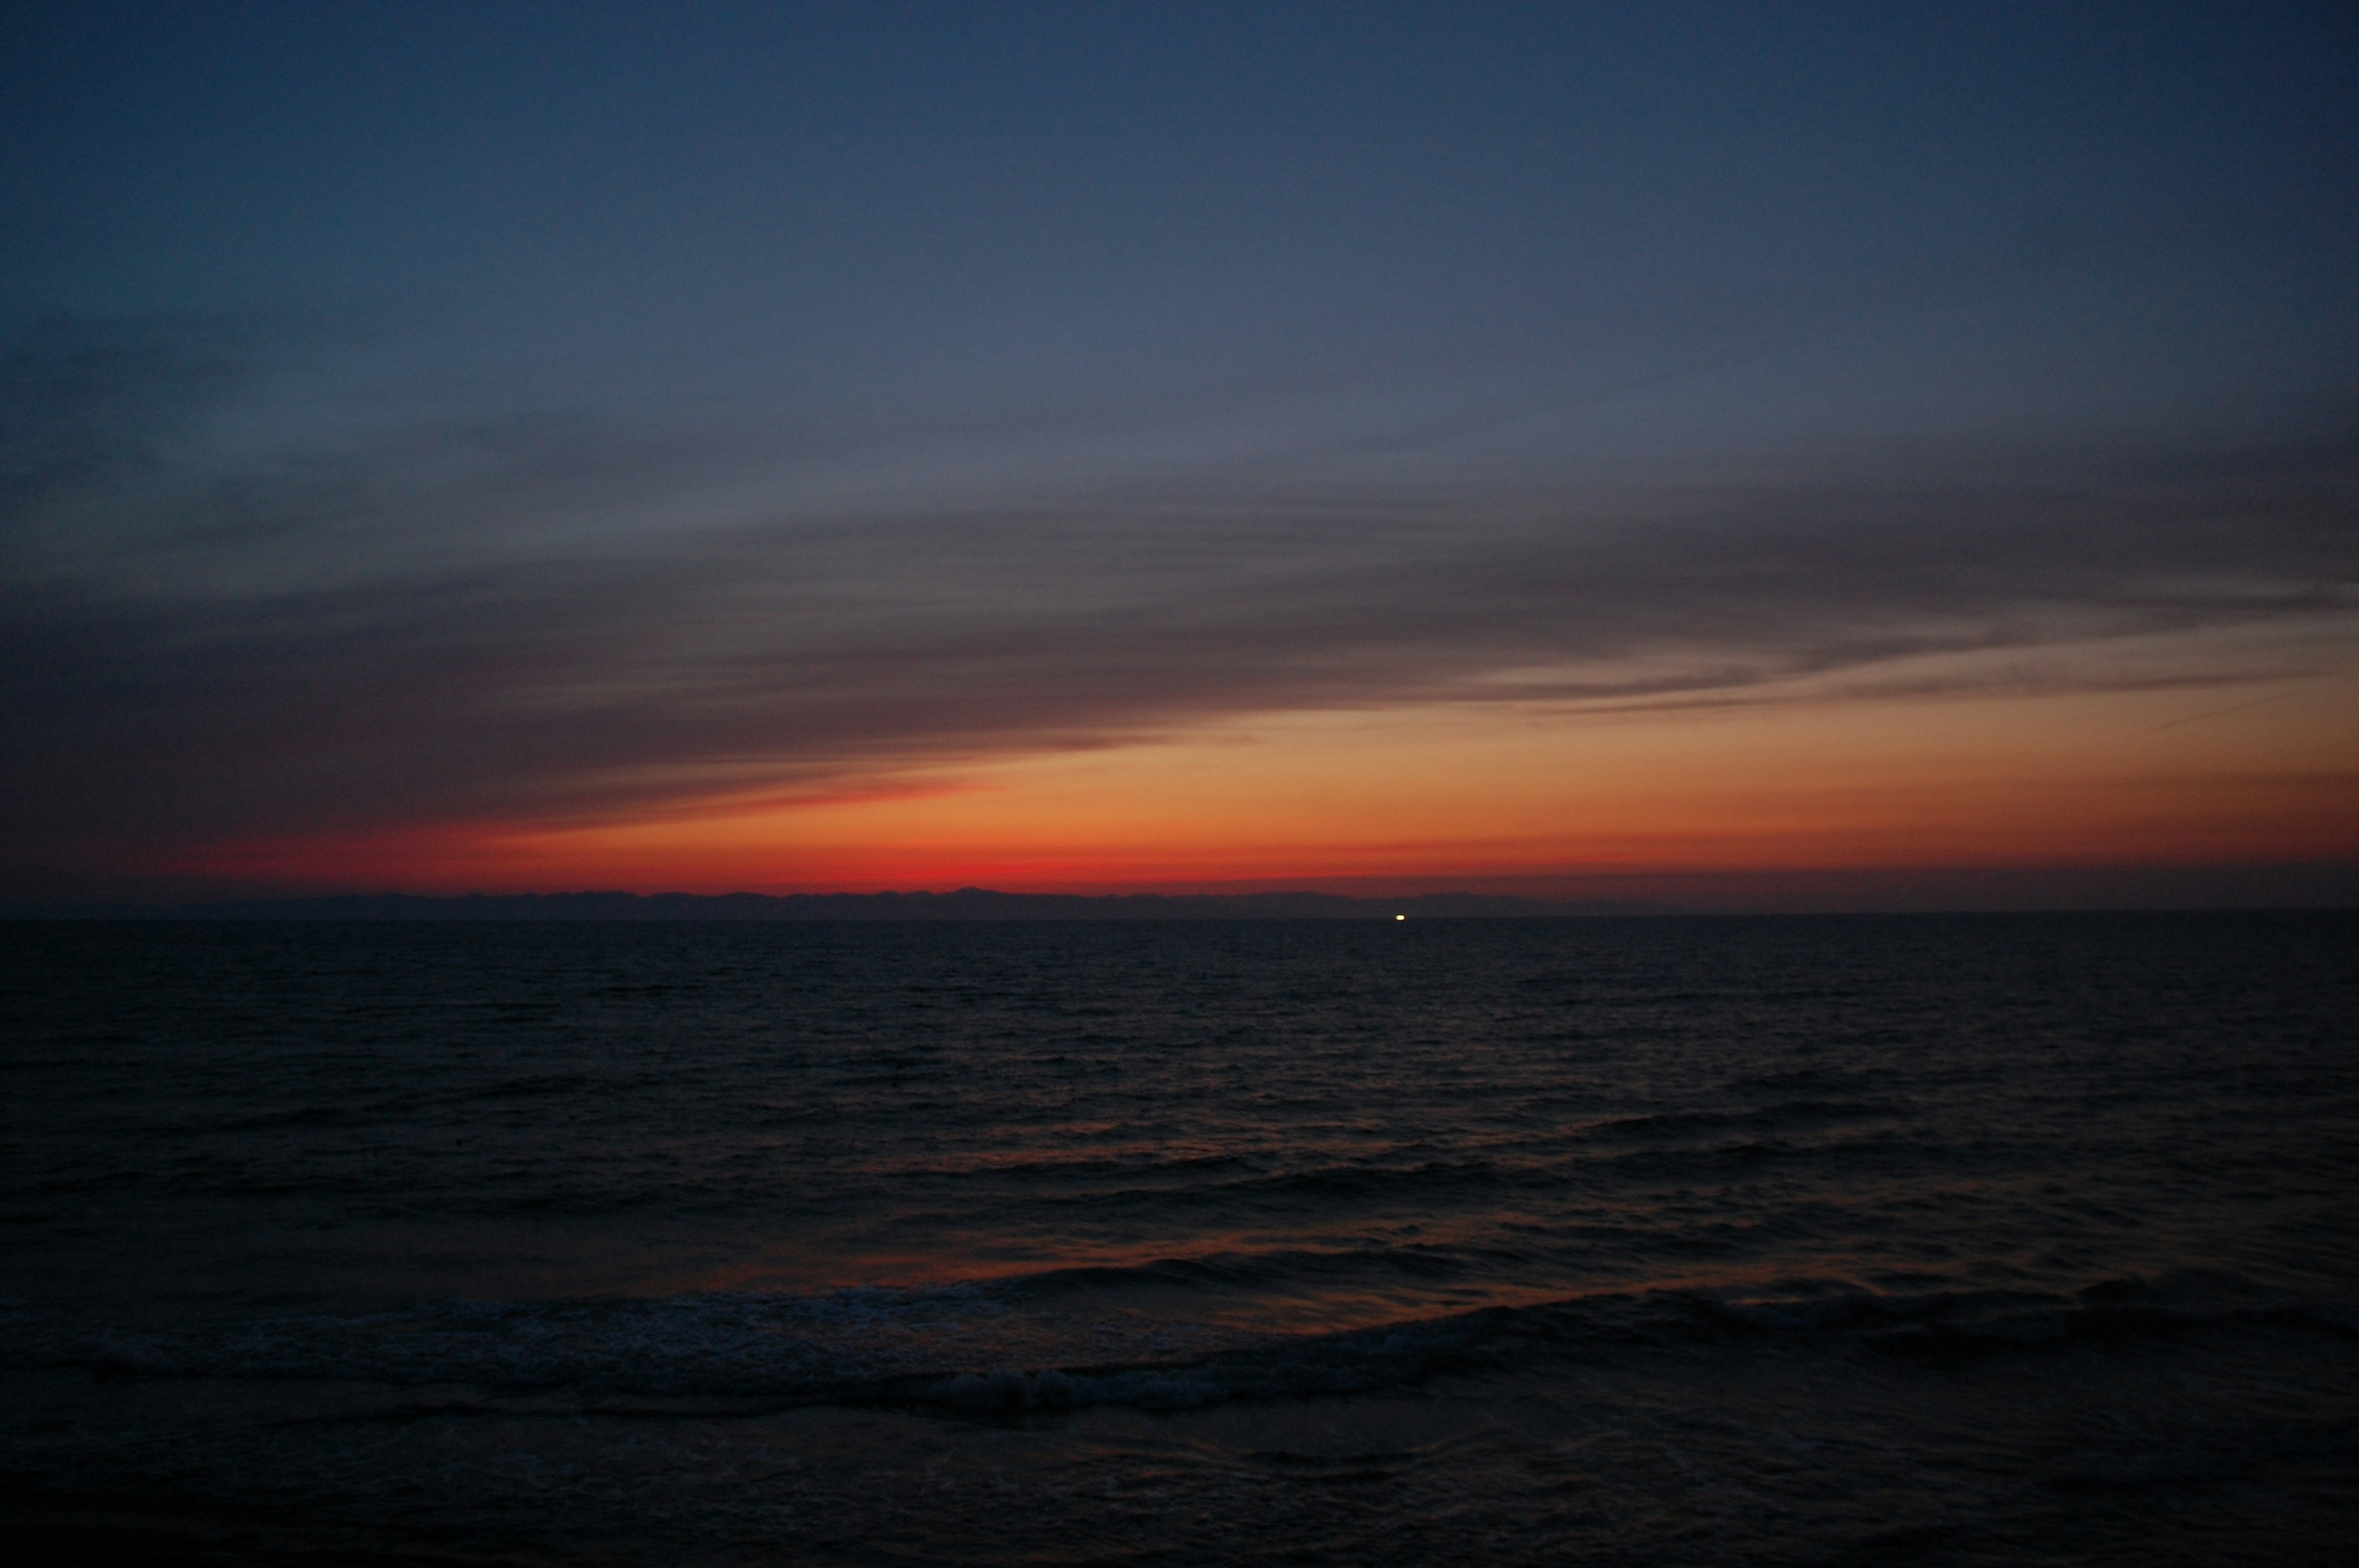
[[5, 317, 2355, 881]]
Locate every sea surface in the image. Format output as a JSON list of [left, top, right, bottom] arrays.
[[3, 913, 2354, 1564]]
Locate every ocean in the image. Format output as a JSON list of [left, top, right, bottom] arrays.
[[3, 913, 2354, 1564]]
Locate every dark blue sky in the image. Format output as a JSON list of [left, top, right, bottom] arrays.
[[4, 2, 2356, 895], [12, 2, 2352, 439]]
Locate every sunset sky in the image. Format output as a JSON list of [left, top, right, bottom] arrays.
[[5, 2, 2355, 907]]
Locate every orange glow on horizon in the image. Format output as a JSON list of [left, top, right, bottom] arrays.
[[154, 663, 2359, 899]]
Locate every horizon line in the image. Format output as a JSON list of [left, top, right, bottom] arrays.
[[7, 874, 2358, 921]]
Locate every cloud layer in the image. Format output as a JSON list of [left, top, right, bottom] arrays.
[[7, 317, 2354, 890]]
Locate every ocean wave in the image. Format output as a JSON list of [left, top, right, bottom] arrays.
[[1581, 1098, 1909, 1141], [6, 1264, 2344, 1416]]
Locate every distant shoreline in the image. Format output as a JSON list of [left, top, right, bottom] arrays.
[[10, 887, 2359, 921], [0, 888, 1661, 922]]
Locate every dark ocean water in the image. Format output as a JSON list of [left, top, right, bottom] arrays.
[[3, 913, 2355, 1564]]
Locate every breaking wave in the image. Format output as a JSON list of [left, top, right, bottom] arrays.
[[10, 1258, 2345, 1416]]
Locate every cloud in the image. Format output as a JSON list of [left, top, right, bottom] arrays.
[[4, 316, 2355, 882], [0, 314, 267, 524]]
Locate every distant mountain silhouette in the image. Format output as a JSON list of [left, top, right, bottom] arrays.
[[9, 888, 1656, 921]]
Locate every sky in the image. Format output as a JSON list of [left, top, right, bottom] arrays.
[[4, 1, 2356, 907]]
